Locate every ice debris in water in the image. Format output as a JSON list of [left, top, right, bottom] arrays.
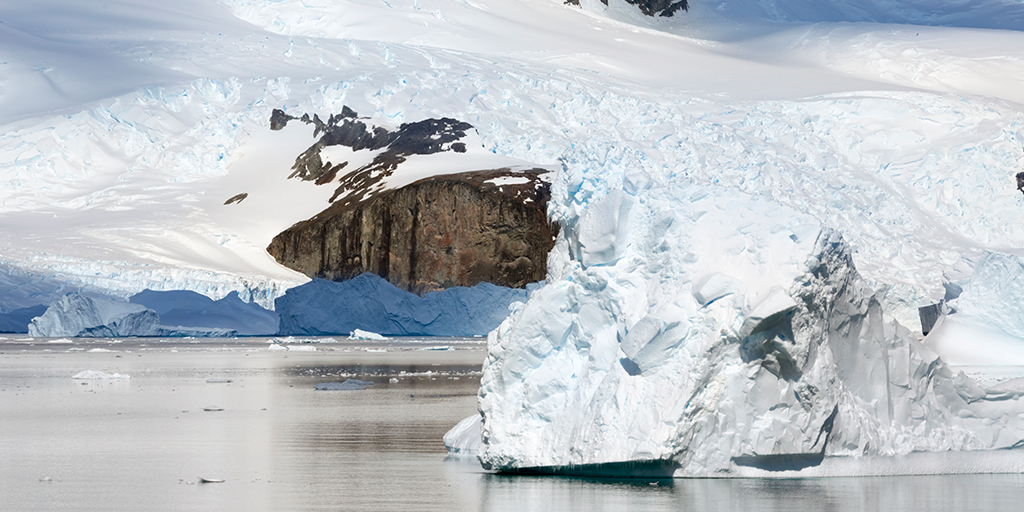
[[348, 329, 388, 341], [475, 179, 1024, 478], [315, 379, 375, 390], [73, 370, 130, 380]]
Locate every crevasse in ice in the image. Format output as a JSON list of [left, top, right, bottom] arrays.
[[475, 177, 1024, 477]]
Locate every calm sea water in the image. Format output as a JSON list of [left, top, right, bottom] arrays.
[[2, 336, 1024, 512]]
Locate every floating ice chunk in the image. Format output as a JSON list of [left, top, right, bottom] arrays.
[[267, 343, 287, 351], [87, 348, 114, 353], [443, 414, 483, 457], [72, 370, 130, 379], [348, 329, 387, 341]]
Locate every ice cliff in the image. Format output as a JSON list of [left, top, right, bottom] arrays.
[[476, 181, 1024, 477], [130, 289, 279, 336], [275, 273, 530, 336], [28, 294, 160, 337]]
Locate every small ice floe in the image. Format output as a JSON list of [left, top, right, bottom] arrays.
[[203, 406, 224, 412], [73, 370, 130, 380], [348, 329, 388, 341], [87, 348, 114, 353], [267, 343, 315, 352], [206, 378, 233, 384], [47, 338, 74, 344], [422, 346, 452, 351], [198, 477, 224, 484], [389, 377, 399, 383], [315, 379, 375, 391], [39, 476, 54, 483]]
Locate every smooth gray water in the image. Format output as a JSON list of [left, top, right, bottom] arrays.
[[2, 336, 1024, 511]]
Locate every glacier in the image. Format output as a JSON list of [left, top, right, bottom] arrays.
[[275, 273, 530, 337], [476, 180, 1024, 477]]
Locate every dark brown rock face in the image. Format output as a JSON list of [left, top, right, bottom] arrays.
[[564, 0, 687, 17], [267, 168, 557, 296]]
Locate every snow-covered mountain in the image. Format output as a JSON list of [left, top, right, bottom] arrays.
[[4, 0, 1024, 476]]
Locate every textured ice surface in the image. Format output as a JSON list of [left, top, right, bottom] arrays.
[[28, 294, 160, 338], [130, 289, 279, 335], [478, 180, 1024, 477], [275, 273, 528, 337], [925, 252, 1024, 365]]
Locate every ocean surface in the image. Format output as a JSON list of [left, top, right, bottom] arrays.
[[2, 335, 1024, 512]]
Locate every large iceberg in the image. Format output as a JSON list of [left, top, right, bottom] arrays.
[[130, 289, 279, 336], [28, 294, 160, 337], [275, 273, 530, 336], [476, 180, 1024, 477]]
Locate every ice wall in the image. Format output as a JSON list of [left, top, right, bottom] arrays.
[[478, 180, 1024, 477], [275, 273, 530, 336], [130, 289, 279, 335], [28, 294, 160, 337]]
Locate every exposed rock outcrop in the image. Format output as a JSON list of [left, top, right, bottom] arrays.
[[268, 167, 557, 295], [565, 0, 688, 17]]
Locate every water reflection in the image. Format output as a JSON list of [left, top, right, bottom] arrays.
[[4, 339, 1024, 512], [441, 462, 1024, 512]]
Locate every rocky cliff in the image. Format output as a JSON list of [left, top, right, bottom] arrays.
[[564, 0, 688, 17], [268, 167, 557, 296]]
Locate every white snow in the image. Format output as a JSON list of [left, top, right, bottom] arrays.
[[926, 251, 1024, 365]]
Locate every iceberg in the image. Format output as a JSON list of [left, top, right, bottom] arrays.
[[477, 181, 1024, 477], [348, 329, 388, 341], [130, 289, 279, 336], [28, 294, 160, 338], [275, 273, 529, 337]]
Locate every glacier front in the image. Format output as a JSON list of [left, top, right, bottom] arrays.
[[476, 179, 1024, 477]]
